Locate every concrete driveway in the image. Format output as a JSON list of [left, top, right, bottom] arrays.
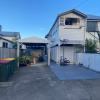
[[0, 63, 100, 100], [50, 62, 100, 80]]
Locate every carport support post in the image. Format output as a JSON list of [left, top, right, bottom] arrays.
[[48, 42, 50, 66], [43, 46, 45, 60], [17, 41, 19, 67]]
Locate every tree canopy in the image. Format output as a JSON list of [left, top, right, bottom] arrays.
[[85, 38, 98, 53]]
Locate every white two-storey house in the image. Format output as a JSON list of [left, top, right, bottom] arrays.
[[45, 9, 100, 64]]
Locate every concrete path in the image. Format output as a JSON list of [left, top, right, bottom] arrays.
[[0, 64, 100, 100], [50, 62, 100, 80]]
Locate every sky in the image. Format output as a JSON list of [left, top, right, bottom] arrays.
[[0, 0, 100, 39]]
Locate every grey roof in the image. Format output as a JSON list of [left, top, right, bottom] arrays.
[[18, 36, 50, 43], [0, 31, 19, 37], [0, 37, 13, 42], [58, 9, 87, 18], [87, 14, 100, 20], [45, 9, 87, 38]]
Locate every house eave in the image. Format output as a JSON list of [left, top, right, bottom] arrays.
[[58, 9, 88, 18], [0, 37, 13, 43], [45, 9, 88, 38]]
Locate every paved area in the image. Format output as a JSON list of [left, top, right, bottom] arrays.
[[50, 62, 100, 80], [0, 63, 100, 100]]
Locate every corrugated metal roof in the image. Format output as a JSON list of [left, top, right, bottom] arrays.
[[0, 31, 19, 37], [87, 14, 100, 20], [0, 37, 13, 42]]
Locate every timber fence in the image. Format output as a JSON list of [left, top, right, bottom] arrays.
[[0, 47, 16, 60]]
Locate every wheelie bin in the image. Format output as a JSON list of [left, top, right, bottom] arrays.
[[0, 60, 11, 82], [3, 58, 15, 75]]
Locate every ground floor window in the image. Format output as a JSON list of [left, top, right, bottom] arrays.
[[3, 42, 8, 48]]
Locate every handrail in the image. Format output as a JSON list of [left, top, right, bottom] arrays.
[[87, 32, 99, 40]]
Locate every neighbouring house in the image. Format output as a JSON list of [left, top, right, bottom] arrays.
[[0, 37, 13, 48], [45, 9, 100, 64], [0, 25, 21, 48], [86, 14, 100, 41]]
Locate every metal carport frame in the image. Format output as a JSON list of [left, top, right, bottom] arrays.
[[17, 36, 50, 66]]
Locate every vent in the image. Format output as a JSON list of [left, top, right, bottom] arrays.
[[60, 17, 64, 26], [60, 23, 64, 26]]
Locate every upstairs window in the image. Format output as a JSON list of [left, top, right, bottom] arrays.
[[65, 18, 79, 25]]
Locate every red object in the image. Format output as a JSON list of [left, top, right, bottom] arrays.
[[0, 60, 11, 63]]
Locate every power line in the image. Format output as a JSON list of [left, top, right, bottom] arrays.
[[91, 10, 100, 14], [74, 0, 88, 9]]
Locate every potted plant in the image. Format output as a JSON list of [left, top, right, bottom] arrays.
[[30, 52, 36, 64], [26, 56, 31, 67], [19, 56, 27, 67], [14, 56, 19, 70]]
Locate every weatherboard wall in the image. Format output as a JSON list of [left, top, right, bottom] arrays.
[[47, 18, 59, 47], [1, 36, 15, 41], [0, 39, 13, 48], [59, 13, 86, 42]]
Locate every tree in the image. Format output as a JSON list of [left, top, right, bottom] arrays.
[[12, 34, 18, 48], [85, 38, 98, 53]]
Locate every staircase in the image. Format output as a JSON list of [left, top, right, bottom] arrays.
[[88, 32, 99, 40]]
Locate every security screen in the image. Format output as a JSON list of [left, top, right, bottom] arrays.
[[87, 21, 98, 32]]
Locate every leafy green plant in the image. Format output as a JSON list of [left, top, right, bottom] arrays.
[[12, 34, 18, 49], [19, 56, 27, 64], [14, 56, 19, 70], [12, 33, 22, 49], [85, 38, 98, 53], [26, 56, 31, 64]]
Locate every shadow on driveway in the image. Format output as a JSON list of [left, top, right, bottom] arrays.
[[0, 63, 100, 100], [50, 62, 100, 80]]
